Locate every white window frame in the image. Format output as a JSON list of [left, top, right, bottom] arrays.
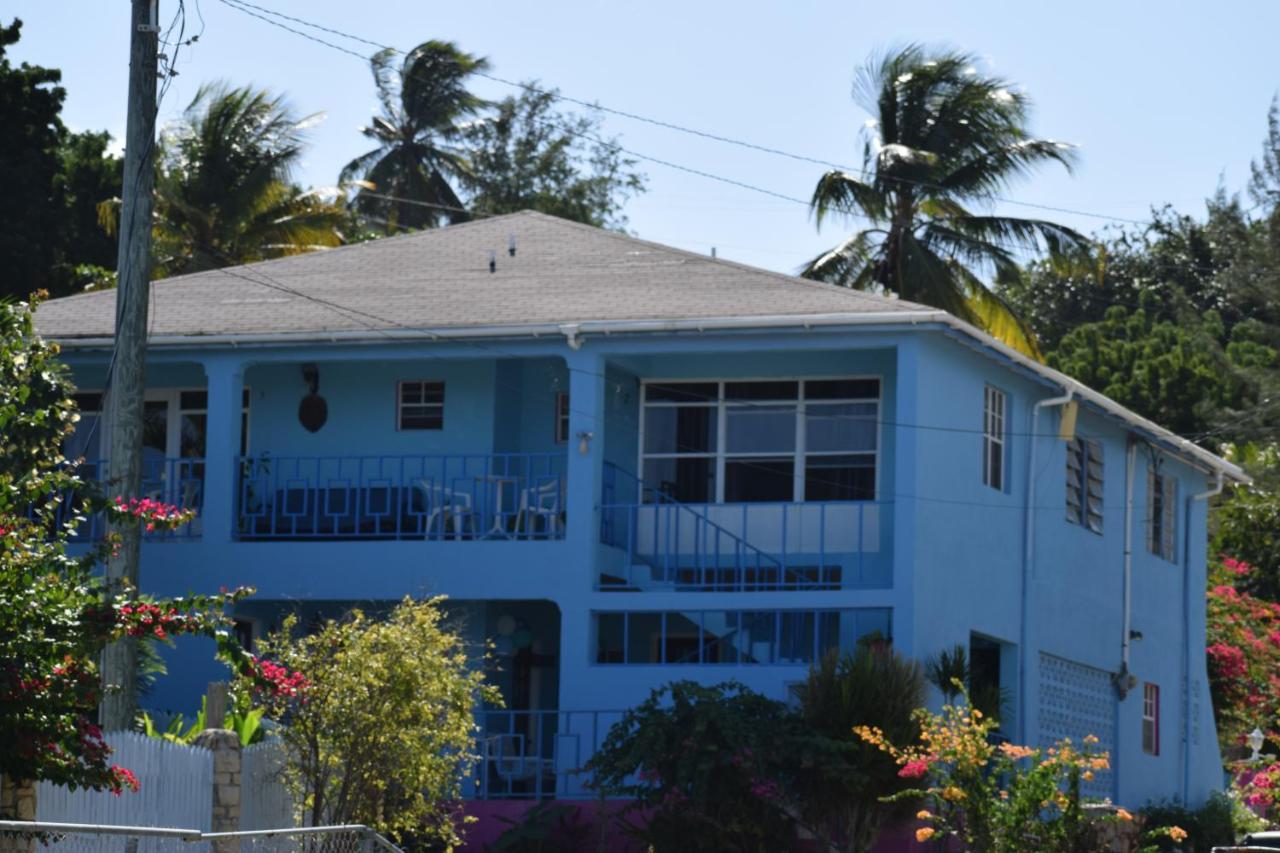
[[1067, 436, 1104, 534], [396, 380, 445, 431], [554, 392, 570, 444], [1142, 682, 1160, 755], [79, 386, 251, 459], [637, 376, 882, 503], [983, 385, 1007, 491], [1147, 464, 1177, 562]]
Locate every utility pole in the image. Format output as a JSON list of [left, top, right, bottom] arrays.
[[100, 0, 160, 731]]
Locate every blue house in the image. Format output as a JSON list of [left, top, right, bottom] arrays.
[[36, 211, 1243, 808]]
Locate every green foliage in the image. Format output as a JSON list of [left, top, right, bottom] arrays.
[[925, 644, 970, 704], [1213, 445, 1280, 600], [341, 41, 489, 232], [1046, 301, 1271, 437], [144, 82, 345, 277], [801, 43, 1088, 357], [0, 297, 252, 792], [234, 597, 498, 846], [463, 86, 645, 229], [586, 680, 798, 852], [791, 647, 926, 853], [140, 696, 266, 747], [1139, 794, 1240, 853]]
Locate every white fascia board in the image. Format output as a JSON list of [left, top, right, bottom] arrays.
[[50, 309, 1247, 482]]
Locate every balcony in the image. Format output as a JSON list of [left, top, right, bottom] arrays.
[[59, 458, 205, 541], [472, 709, 624, 799], [236, 453, 567, 541], [600, 463, 891, 590]]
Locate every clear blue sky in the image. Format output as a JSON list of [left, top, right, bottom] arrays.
[[9, 0, 1279, 273]]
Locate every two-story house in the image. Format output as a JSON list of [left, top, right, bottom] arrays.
[[35, 210, 1243, 808]]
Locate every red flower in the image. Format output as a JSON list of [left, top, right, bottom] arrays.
[[899, 759, 930, 779]]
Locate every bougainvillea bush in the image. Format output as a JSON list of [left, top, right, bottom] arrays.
[[0, 295, 254, 795], [856, 697, 1187, 853], [1205, 556, 1280, 754]]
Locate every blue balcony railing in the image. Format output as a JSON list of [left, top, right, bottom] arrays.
[[54, 458, 204, 541], [471, 709, 624, 799], [601, 463, 891, 590], [237, 453, 567, 541]]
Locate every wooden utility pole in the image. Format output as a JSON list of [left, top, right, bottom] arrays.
[[100, 0, 160, 731]]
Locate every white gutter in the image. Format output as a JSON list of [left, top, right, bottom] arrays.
[[1182, 470, 1226, 800], [47, 308, 1247, 482], [1018, 389, 1074, 744]]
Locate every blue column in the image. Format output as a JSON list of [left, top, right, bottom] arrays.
[[564, 350, 606, 550], [890, 338, 919, 658], [202, 358, 244, 544]]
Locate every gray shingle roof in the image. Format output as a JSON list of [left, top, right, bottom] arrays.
[[34, 210, 930, 342]]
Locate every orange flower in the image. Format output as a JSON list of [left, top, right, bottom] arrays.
[[916, 827, 936, 842], [916, 810, 932, 820], [999, 743, 1035, 761], [1116, 808, 1133, 822], [1169, 826, 1188, 842], [941, 786, 966, 802]]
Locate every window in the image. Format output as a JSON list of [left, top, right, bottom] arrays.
[[64, 388, 250, 460], [1147, 464, 1177, 562], [640, 378, 879, 503], [1066, 437, 1103, 534], [554, 392, 570, 443], [593, 608, 891, 665], [983, 386, 1007, 490], [397, 381, 444, 430], [1142, 683, 1160, 755], [66, 393, 103, 461]]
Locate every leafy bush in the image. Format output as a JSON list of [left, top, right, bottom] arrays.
[[585, 680, 798, 852], [791, 647, 925, 853], [1140, 794, 1241, 853]]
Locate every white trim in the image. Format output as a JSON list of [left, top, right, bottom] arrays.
[[75, 385, 251, 459], [395, 379, 445, 431], [49, 309, 1247, 483]]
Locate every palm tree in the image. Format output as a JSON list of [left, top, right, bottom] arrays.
[[802, 45, 1090, 357], [150, 83, 345, 277], [340, 42, 489, 232]]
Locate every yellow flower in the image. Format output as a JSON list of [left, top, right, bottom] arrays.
[[1083, 771, 1094, 782], [999, 789, 1009, 800], [916, 810, 932, 820], [942, 786, 966, 802], [1115, 808, 1133, 822], [916, 827, 936, 842], [1083, 734, 1100, 745], [999, 743, 1035, 761], [1169, 826, 1188, 842]]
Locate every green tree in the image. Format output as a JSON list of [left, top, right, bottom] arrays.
[[586, 680, 799, 852], [463, 85, 645, 229], [235, 598, 497, 846], [802, 45, 1088, 358], [791, 646, 925, 853], [1046, 301, 1273, 438], [57, 129, 123, 291], [0, 296, 251, 795], [341, 42, 489, 233], [148, 82, 345, 277]]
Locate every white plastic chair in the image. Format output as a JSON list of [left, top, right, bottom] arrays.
[[416, 480, 475, 539], [517, 479, 563, 538]]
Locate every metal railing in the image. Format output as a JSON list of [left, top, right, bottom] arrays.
[[236, 453, 567, 541], [600, 463, 889, 590], [0, 822, 402, 853], [473, 709, 625, 800], [42, 458, 204, 542]]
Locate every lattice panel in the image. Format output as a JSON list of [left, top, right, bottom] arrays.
[[1038, 653, 1116, 801]]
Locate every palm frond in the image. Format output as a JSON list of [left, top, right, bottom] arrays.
[[954, 264, 1044, 359], [809, 170, 888, 226], [800, 231, 880, 287], [940, 139, 1079, 197]]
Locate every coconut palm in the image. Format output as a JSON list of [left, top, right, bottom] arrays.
[[802, 45, 1090, 357], [149, 83, 345, 277], [340, 41, 489, 232]]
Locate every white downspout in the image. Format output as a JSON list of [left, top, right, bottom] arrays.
[[1122, 439, 1137, 679], [1019, 388, 1075, 743], [1182, 470, 1225, 800]]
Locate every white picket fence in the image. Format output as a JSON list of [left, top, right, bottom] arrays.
[[240, 742, 296, 831], [35, 732, 212, 852]]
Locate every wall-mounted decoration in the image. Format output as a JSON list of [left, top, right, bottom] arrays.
[[298, 363, 328, 433]]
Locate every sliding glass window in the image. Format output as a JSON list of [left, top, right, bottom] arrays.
[[640, 378, 879, 503]]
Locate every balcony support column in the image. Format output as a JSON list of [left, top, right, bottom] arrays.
[[202, 358, 244, 544], [565, 350, 606, 550]]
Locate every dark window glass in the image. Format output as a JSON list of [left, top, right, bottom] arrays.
[[180, 413, 207, 458], [725, 380, 798, 401], [643, 406, 716, 454], [645, 382, 718, 403], [854, 609, 892, 644], [702, 611, 739, 663], [399, 381, 445, 430], [779, 611, 816, 663], [73, 392, 103, 412], [806, 379, 880, 400], [806, 402, 877, 452], [596, 613, 625, 663], [243, 388, 251, 407], [664, 612, 702, 663], [805, 455, 875, 501], [725, 458, 794, 502], [180, 391, 208, 410], [627, 613, 663, 663], [643, 457, 715, 503], [739, 612, 777, 664]]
